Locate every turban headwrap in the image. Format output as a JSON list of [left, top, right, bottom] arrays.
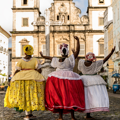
[[23, 45, 34, 55], [85, 52, 96, 62]]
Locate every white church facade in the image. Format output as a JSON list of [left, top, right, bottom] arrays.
[[11, 0, 112, 74]]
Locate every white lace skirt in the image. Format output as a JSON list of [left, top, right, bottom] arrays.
[[84, 85, 109, 113]]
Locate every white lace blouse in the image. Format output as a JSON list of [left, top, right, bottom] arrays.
[[78, 59, 106, 86], [51, 54, 75, 71], [78, 59, 103, 75]]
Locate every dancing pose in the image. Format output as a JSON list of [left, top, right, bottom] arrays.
[[4, 45, 46, 120], [78, 47, 115, 119], [40, 36, 85, 120]]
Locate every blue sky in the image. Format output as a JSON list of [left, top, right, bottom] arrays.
[[0, 0, 88, 47]]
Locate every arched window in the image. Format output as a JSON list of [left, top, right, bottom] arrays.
[[68, 15, 69, 20], [23, 0, 27, 5], [57, 16, 59, 20], [62, 15, 65, 23]]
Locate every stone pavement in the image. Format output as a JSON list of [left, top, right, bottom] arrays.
[[0, 93, 120, 120]]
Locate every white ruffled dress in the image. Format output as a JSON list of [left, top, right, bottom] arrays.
[[78, 59, 109, 113], [45, 54, 85, 113]]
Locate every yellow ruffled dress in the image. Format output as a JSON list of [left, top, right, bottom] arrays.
[[4, 58, 46, 112]]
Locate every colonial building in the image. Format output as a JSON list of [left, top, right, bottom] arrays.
[[11, 0, 112, 75], [104, 6, 113, 87], [112, 0, 120, 74], [0, 26, 11, 84]]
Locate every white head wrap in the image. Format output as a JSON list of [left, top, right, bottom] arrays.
[[60, 43, 69, 55]]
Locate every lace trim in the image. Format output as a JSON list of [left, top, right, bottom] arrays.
[[15, 66, 21, 70], [11, 79, 46, 82], [22, 58, 33, 62], [48, 74, 81, 80]]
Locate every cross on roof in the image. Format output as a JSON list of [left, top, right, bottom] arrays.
[[32, 9, 63, 56]]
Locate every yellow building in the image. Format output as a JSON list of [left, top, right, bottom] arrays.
[[108, 23, 114, 87]]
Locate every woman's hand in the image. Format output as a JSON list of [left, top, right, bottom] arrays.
[[103, 46, 116, 63], [74, 36, 79, 41], [73, 36, 80, 59], [39, 51, 53, 60], [40, 51, 44, 57]]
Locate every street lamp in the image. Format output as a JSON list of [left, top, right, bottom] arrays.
[[81, 15, 89, 56]]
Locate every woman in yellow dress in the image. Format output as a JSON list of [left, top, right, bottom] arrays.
[[4, 45, 46, 120]]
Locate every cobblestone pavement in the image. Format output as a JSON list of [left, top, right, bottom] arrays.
[[0, 94, 120, 120]]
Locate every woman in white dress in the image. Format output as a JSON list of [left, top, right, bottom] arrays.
[[78, 47, 115, 119]]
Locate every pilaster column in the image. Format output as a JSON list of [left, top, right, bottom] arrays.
[[33, 35, 38, 57]]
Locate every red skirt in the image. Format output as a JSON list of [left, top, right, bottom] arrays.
[[45, 76, 85, 113]]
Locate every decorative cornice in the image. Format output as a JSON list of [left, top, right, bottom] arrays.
[[12, 56, 104, 59], [10, 30, 104, 34], [12, 8, 41, 14], [87, 6, 107, 13], [0, 26, 11, 38]]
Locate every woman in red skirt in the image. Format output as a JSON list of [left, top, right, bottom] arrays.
[[40, 36, 85, 120]]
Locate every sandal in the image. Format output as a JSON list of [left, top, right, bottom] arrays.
[[84, 116, 95, 119]]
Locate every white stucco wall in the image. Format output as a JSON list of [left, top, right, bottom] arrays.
[[91, 0, 111, 7], [92, 11, 104, 30], [16, 12, 34, 31], [108, 7, 113, 22], [16, 36, 34, 57], [0, 33, 8, 76], [93, 35, 104, 56], [16, 0, 34, 8], [112, 0, 120, 53]]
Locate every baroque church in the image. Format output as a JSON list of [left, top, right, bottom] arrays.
[[11, 0, 112, 74]]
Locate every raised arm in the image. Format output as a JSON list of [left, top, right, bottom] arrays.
[[39, 51, 53, 61], [73, 36, 80, 59], [103, 46, 115, 64]]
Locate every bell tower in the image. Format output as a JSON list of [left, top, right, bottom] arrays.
[[12, 0, 40, 31], [11, 0, 41, 75], [87, 0, 112, 30]]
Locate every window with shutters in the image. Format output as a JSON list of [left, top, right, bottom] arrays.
[[99, 44, 104, 55], [23, 0, 27, 5], [19, 38, 29, 56], [99, 17, 104, 26], [42, 44, 46, 56], [22, 18, 29, 27], [21, 45, 26, 56], [79, 44, 85, 55], [99, 0, 104, 3]]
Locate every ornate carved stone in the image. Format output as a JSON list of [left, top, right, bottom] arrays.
[[81, 15, 89, 25], [59, 3, 67, 13], [19, 38, 30, 43]]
